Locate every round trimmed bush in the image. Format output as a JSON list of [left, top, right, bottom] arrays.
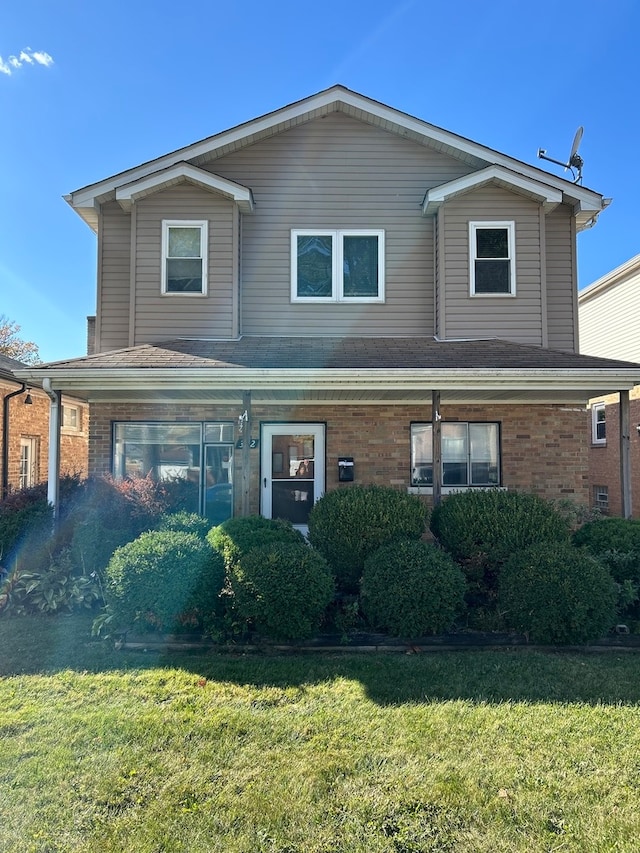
[[573, 517, 640, 583], [307, 485, 427, 592], [498, 542, 617, 645], [360, 539, 466, 638], [229, 542, 334, 641], [208, 515, 305, 571], [104, 530, 223, 632], [158, 511, 211, 539]]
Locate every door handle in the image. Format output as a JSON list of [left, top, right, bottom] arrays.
[[264, 477, 267, 488]]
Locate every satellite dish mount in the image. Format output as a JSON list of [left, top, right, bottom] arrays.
[[537, 126, 584, 184]]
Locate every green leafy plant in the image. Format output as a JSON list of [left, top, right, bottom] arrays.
[[430, 489, 571, 613], [157, 511, 212, 539], [228, 542, 334, 641], [499, 542, 617, 645], [208, 515, 305, 571], [103, 530, 223, 634], [308, 485, 427, 592], [7, 550, 102, 615], [573, 518, 640, 583], [361, 539, 466, 638]]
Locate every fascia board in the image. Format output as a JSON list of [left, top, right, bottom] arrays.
[[578, 253, 640, 304], [115, 163, 255, 213], [67, 86, 605, 216], [423, 166, 563, 215], [16, 367, 640, 394]]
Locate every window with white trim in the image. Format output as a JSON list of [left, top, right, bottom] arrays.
[[19, 437, 39, 490], [469, 221, 515, 296], [62, 405, 80, 430], [411, 422, 500, 487], [162, 220, 208, 294], [593, 484, 609, 511], [291, 230, 385, 302], [591, 402, 606, 444]]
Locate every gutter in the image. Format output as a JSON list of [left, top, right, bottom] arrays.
[[42, 378, 61, 515]]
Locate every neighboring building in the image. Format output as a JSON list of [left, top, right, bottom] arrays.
[[1, 354, 89, 498], [16, 86, 640, 527], [579, 254, 640, 517]]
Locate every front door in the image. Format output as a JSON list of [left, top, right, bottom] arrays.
[[261, 424, 325, 527]]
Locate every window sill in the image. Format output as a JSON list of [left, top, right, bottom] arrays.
[[408, 485, 506, 495]]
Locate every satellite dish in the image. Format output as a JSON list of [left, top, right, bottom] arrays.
[[537, 126, 584, 184]]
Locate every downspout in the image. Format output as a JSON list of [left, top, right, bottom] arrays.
[[2, 382, 27, 500], [42, 378, 62, 521]]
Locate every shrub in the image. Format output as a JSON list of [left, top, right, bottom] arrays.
[[307, 485, 427, 592], [430, 489, 570, 611], [499, 542, 617, 645], [158, 511, 211, 539], [573, 518, 640, 583], [361, 539, 466, 638], [228, 541, 334, 641], [208, 515, 305, 571], [6, 549, 102, 615], [103, 530, 223, 633]]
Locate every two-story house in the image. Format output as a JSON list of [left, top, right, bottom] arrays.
[[18, 86, 640, 526], [579, 254, 640, 517]]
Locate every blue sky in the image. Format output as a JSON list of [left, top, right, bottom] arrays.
[[1, 0, 638, 362]]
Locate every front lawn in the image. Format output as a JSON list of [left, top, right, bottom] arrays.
[[2, 615, 640, 852]]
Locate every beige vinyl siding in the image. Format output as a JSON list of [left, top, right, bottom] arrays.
[[545, 205, 576, 352], [133, 185, 236, 344], [205, 112, 469, 336], [97, 202, 131, 352], [580, 264, 640, 362], [441, 186, 544, 345]]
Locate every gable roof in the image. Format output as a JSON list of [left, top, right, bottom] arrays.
[[66, 85, 607, 233]]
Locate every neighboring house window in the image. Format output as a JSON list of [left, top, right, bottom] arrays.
[[162, 220, 208, 294], [19, 437, 39, 489], [291, 230, 385, 302], [62, 405, 80, 430], [591, 402, 606, 444], [593, 485, 609, 512], [469, 221, 515, 296], [411, 422, 500, 486]]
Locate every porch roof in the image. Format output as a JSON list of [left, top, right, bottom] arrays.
[[15, 337, 640, 406]]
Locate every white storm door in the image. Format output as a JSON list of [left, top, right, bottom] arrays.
[[261, 424, 325, 525]]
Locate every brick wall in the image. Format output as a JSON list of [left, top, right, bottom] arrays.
[[0, 381, 89, 493], [89, 400, 590, 513], [587, 391, 640, 517]]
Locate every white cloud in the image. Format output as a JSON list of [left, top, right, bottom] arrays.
[[0, 47, 54, 76]]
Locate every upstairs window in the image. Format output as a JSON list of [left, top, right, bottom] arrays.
[[592, 402, 606, 444], [470, 221, 515, 296], [411, 422, 500, 487], [162, 221, 208, 294], [291, 230, 385, 302]]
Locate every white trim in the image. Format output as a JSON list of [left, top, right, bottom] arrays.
[[161, 220, 208, 296], [591, 400, 606, 445], [260, 423, 325, 526], [469, 221, 516, 297], [291, 229, 385, 303]]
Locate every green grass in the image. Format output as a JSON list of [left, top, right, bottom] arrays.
[[2, 616, 640, 851]]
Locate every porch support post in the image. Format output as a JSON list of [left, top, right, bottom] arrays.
[[432, 390, 442, 507], [620, 389, 632, 519], [43, 379, 61, 523], [241, 390, 252, 517]]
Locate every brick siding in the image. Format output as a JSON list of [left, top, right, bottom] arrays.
[[587, 391, 640, 517]]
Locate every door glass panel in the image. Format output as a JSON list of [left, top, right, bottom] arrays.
[[269, 432, 317, 525], [204, 445, 233, 526]]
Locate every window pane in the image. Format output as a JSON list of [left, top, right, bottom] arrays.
[[411, 424, 432, 485], [470, 423, 499, 485], [442, 423, 467, 485], [474, 260, 510, 294], [168, 227, 201, 258], [166, 258, 203, 292], [343, 235, 378, 297], [476, 228, 508, 259], [595, 406, 606, 441], [297, 235, 333, 297]]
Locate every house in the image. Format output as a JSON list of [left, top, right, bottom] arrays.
[[15, 85, 640, 526], [1, 354, 89, 498], [579, 254, 640, 517]]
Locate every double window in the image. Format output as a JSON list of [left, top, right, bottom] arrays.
[[411, 422, 500, 487], [469, 221, 515, 296], [162, 221, 208, 294], [291, 230, 385, 302]]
